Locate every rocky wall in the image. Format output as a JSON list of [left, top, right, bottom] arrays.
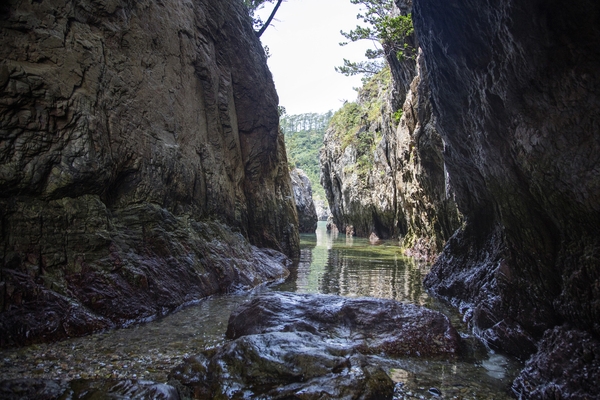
[[290, 168, 318, 233], [0, 0, 299, 346], [414, 0, 600, 396], [320, 1, 460, 258]]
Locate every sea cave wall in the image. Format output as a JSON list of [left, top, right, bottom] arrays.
[[413, 0, 600, 396], [0, 0, 299, 347]]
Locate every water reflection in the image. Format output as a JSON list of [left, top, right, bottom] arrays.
[[0, 221, 522, 398], [277, 221, 429, 305]]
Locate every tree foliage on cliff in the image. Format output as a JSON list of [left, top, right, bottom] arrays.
[[281, 112, 333, 201], [337, 0, 415, 78], [330, 67, 391, 177]]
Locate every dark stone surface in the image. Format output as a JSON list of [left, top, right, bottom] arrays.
[[290, 168, 318, 233], [0, 0, 299, 347], [226, 292, 461, 358], [0, 378, 179, 400], [169, 332, 394, 399], [169, 291, 463, 399], [413, 0, 600, 395], [513, 325, 600, 400]]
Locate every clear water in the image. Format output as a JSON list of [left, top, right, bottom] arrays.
[[0, 222, 521, 398]]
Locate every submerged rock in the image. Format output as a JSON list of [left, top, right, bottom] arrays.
[[290, 168, 318, 233], [226, 292, 461, 358], [0, 0, 299, 346]]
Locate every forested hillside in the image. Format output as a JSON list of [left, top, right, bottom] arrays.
[[281, 112, 333, 203]]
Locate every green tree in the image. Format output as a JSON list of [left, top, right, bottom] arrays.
[[281, 111, 334, 202], [336, 0, 415, 78]]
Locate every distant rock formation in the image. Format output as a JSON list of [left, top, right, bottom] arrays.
[[314, 199, 330, 221], [320, 2, 460, 260], [0, 0, 299, 346], [413, 0, 600, 397], [290, 168, 318, 233]]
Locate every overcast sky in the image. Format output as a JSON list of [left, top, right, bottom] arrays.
[[256, 0, 374, 115]]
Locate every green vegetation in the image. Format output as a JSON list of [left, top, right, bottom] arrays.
[[281, 111, 334, 202], [336, 0, 416, 78], [330, 67, 392, 178]]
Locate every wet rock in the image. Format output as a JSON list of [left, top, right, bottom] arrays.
[[414, 0, 600, 362], [0, 379, 67, 400], [512, 325, 600, 399], [0, 378, 180, 399], [66, 379, 180, 399], [169, 331, 394, 399], [0, 0, 299, 346], [226, 292, 461, 358], [290, 168, 318, 233]]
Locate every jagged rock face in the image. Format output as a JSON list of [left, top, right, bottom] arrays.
[[394, 52, 461, 261], [319, 87, 400, 240], [414, 0, 600, 396], [320, 2, 460, 256], [289, 168, 317, 233], [0, 0, 299, 346]]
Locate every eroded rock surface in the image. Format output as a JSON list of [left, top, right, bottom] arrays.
[[512, 325, 600, 399], [169, 332, 394, 400], [0, 0, 299, 346], [413, 0, 600, 396], [226, 292, 461, 358], [290, 168, 318, 233]]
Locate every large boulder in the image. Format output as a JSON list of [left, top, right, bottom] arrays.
[[169, 332, 394, 400], [226, 292, 461, 358], [0, 0, 299, 346], [169, 292, 461, 399]]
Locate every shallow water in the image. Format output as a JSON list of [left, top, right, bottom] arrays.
[[0, 222, 521, 398]]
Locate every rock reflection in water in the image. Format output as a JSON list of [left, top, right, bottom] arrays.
[[279, 221, 428, 304]]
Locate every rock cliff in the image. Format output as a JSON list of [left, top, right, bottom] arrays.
[[414, 0, 600, 396], [289, 168, 317, 233], [0, 0, 299, 347], [320, 2, 460, 258]]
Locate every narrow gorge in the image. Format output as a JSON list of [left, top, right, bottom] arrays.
[[320, 0, 600, 397], [1, 0, 599, 399]]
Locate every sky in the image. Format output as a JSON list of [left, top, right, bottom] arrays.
[[256, 0, 375, 115]]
